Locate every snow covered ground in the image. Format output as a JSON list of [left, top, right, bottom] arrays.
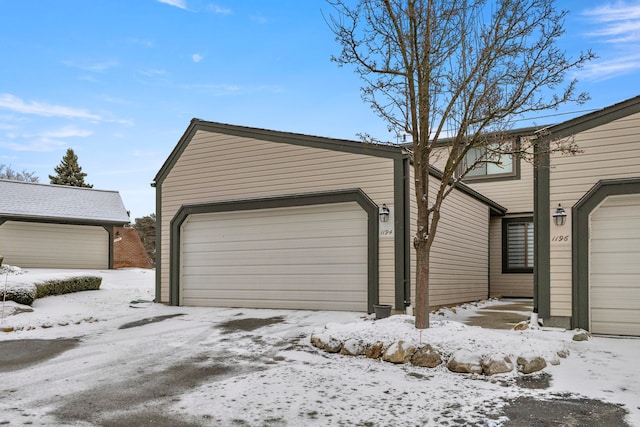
[[1, 268, 639, 426]]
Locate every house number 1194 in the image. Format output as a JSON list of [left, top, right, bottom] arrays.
[[552, 235, 569, 242]]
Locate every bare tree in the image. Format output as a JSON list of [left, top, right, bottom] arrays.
[[327, 0, 594, 328], [0, 164, 39, 182]]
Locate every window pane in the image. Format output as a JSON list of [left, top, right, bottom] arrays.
[[507, 221, 534, 270], [486, 153, 513, 175]]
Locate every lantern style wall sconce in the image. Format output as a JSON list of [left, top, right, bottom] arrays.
[[553, 203, 567, 227], [379, 204, 390, 223]]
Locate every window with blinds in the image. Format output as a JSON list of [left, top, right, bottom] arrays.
[[502, 217, 534, 273]]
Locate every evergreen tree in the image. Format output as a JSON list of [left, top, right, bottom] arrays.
[[49, 148, 93, 188]]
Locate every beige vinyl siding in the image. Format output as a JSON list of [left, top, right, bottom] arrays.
[[408, 167, 490, 309], [160, 130, 396, 304], [0, 221, 108, 269], [431, 145, 534, 212], [488, 216, 533, 297], [549, 111, 640, 317]]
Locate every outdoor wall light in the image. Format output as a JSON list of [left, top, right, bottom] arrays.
[[379, 204, 390, 223], [553, 203, 567, 227]]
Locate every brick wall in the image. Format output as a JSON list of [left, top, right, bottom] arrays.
[[113, 226, 153, 269]]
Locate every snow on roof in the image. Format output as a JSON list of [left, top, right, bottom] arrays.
[[0, 179, 130, 224]]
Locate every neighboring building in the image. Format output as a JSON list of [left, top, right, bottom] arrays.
[[153, 120, 504, 313], [535, 95, 640, 336], [0, 180, 130, 269], [113, 226, 154, 269]]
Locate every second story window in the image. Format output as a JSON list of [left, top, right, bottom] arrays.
[[460, 142, 516, 180]]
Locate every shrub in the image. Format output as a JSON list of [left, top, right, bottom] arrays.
[[34, 276, 102, 299], [3, 283, 37, 305]]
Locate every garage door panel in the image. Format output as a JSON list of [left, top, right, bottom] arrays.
[[182, 274, 367, 292], [590, 193, 640, 336], [0, 221, 108, 269], [181, 202, 369, 311]]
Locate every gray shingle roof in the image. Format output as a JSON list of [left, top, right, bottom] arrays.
[[0, 180, 130, 224]]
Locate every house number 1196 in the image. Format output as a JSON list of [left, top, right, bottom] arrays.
[[552, 235, 569, 242]]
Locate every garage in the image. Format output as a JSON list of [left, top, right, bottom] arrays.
[[180, 202, 368, 311], [0, 221, 109, 269], [589, 193, 640, 336]]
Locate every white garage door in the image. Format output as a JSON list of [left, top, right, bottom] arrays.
[[590, 193, 640, 336], [0, 221, 109, 269], [180, 202, 368, 311]]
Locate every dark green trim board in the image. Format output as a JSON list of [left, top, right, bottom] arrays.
[[533, 146, 551, 318], [154, 183, 162, 303], [393, 157, 411, 310], [103, 225, 114, 269], [572, 177, 640, 330], [169, 189, 380, 312], [540, 95, 640, 142]]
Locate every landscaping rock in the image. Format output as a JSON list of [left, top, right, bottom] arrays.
[[364, 342, 385, 359], [447, 350, 483, 374], [517, 355, 547, 374], [0, 301, 34, 317], [310, 333, 342, 353], [410, 344, 443, 368], [572, 330, 591, 342], [340, 339, 366, 356], [382, 340, 416, 364], [481, 353, 513, 376]]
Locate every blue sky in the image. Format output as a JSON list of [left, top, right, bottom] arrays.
[[1, 0, 639, 221]]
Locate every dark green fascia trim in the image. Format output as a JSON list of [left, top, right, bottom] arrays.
[[406, 125, 545, 149], [104, 225, 114, 269], [572, 177, 640, 330], [501, 216, 534, 274], [154, 119, 407, 186], [393, 157, 411, 310], [169, 189, 380, 312], [155, 183, 162, 304], [533, 146, 551, 317], [540, 95, 640, 143], [0, 215, 128, 227]]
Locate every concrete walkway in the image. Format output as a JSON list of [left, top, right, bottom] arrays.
[[462, 299, 533, 330]]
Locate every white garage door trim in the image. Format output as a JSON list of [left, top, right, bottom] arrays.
[[0, 221, 109, 269], [180, 202, 368, 311], [589, 193, 640, 336]]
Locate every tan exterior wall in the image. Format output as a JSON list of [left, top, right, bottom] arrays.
[[488, 216, 533, 297], [431, 144, 534, 299], [549, 112, 640, 317], [159, 130, 396, 304], [431, 145, 534, 213], [408, 167, 490, 308]]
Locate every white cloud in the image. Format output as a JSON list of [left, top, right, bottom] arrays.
[[583, 3, 640, 43], [578, 53, 640, 81], [0, 126, 93, 152], [0, 94, 102, 121], [208, 4, 232, 14], [62, 59, 119, 72], [41, 126, 93, 139], [157, 0, 187, 10], [192, 53, 203, 63]]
